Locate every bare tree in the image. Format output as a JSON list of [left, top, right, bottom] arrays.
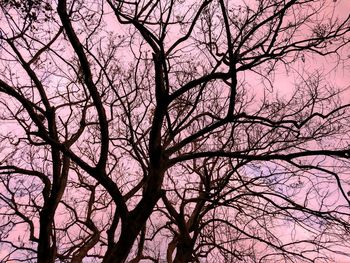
[[1, 0, 350, 262]]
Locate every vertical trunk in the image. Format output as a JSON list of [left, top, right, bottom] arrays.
[[173, 237, 194, 263], [103, 51, 168, 263], [102, 200, 161, 263], [37, 210, 56, 263], [102, 221, 141, 263], [37, 155, 69, 263], [103, 169, 165, 263]]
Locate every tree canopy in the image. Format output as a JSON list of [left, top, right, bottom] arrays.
[[1, 0, 350, 262]]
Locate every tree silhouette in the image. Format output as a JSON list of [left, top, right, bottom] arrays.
[[1, 0, 350, 262]]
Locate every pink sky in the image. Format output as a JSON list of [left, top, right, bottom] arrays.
[[0, 0, 350, 262]]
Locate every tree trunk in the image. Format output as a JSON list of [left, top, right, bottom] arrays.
[[102, 217, 148, 263], [37, 210, 55, 263], [102, 185, 163, 263], [173, 238, 194, 263]]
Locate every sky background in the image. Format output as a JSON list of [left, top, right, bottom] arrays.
[[1, 0, 350, 262]]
